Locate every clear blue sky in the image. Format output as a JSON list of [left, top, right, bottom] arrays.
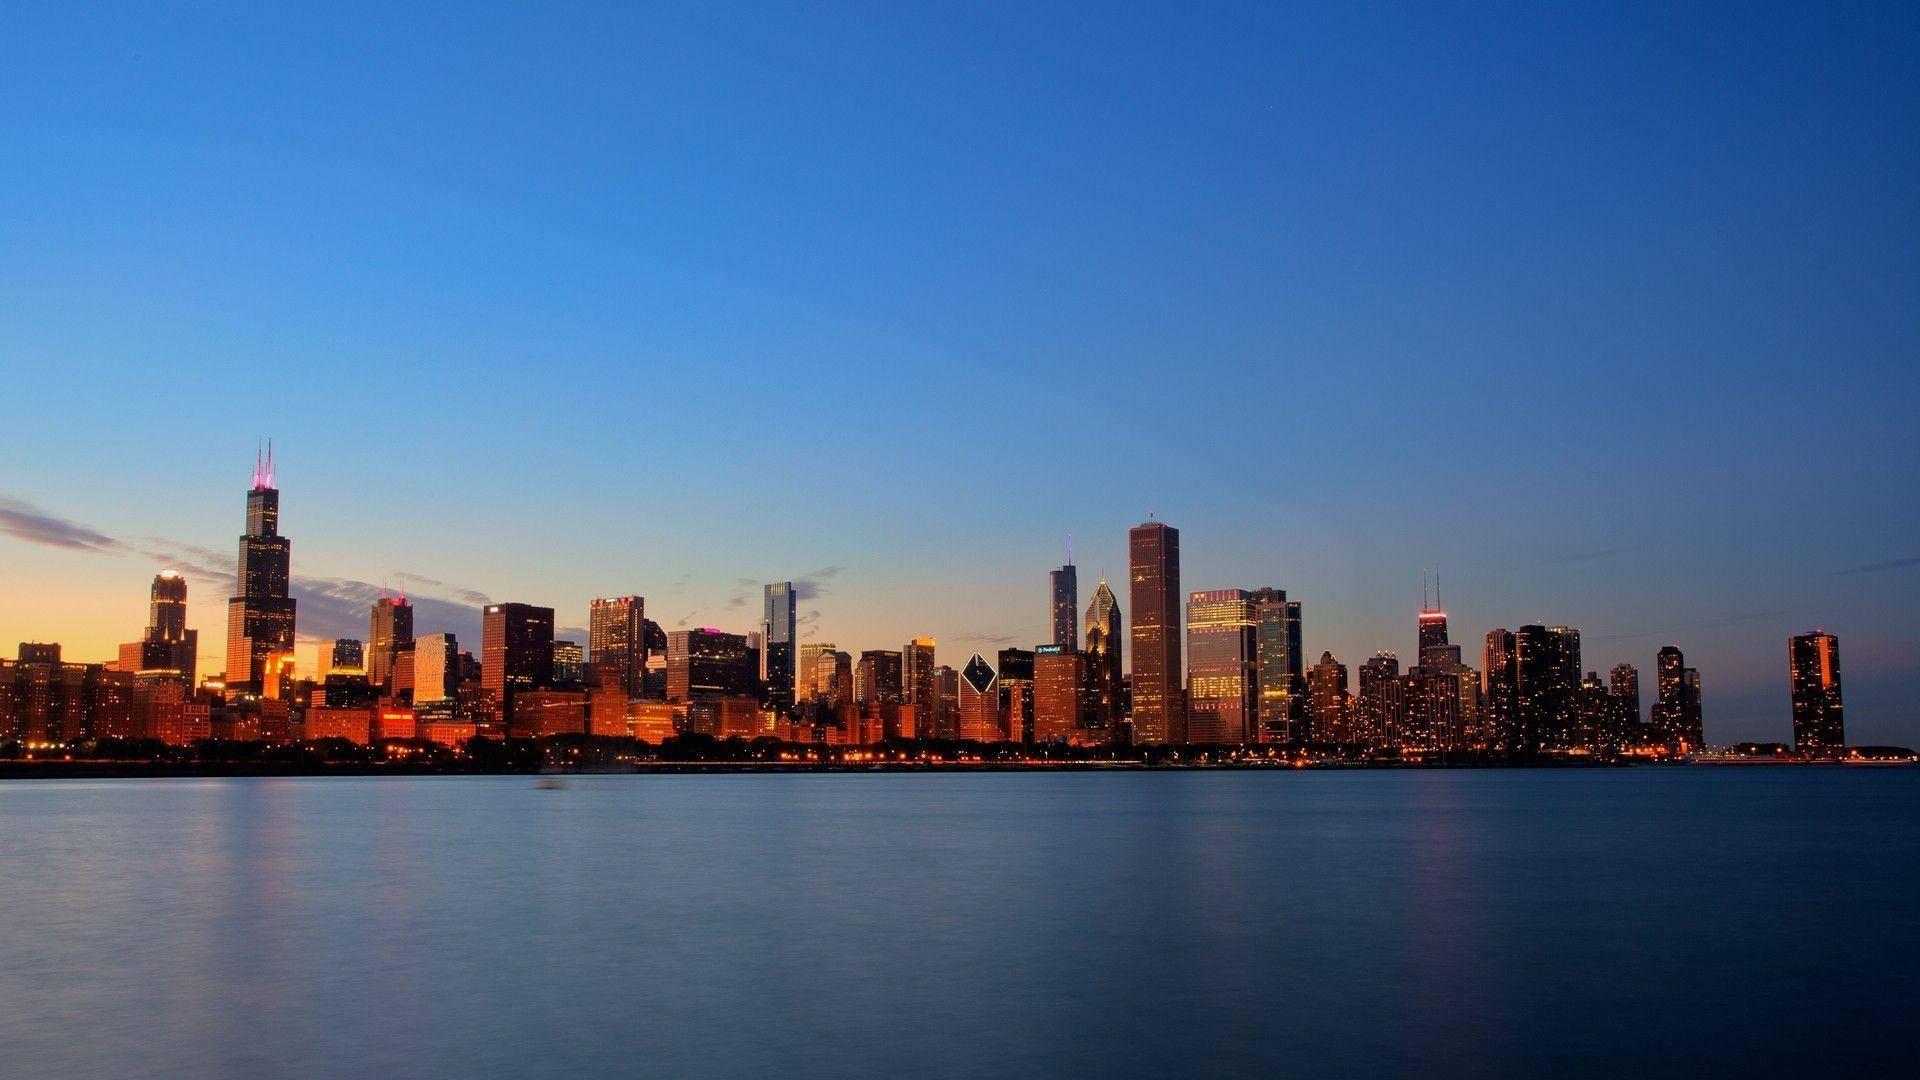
[[2, 2, 1916, 744]]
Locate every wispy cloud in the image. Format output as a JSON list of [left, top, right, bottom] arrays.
[[675, 610, 698, 628], [794, 567, 841, 600], [1828, 556, 1920, 576], [0, 496, 126, 554]]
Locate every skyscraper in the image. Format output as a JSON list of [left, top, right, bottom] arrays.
[[224, 445, 296, 696], [1187, 589, 1257, 744], [329, 638, 365, 674], [762, 582, 797, 713], [1789, 631, 1844, 753], [1308, 651, 1349, 743], [589, 596, 645, 697], [1128, 520, 1182, 744], [369, 593, 414, 694], [1356, 652, 1400, 747], [1652, 645, 1692, 750], [1033, 644, 1085, 743], [482, 602, 555, 722], [856, 649, 903, 706], [903, 637, 937, 724], [1609, 664, 1641, 746], [1049, 561, 1078, 651], [1516, 625, 1580, 752], [1083, 580, 1124, 737], [958, 653, 999, 742], [552, 640, 584, 686], [1483, 629, 1519, 751], [131, 570, 197, 685], [1250, 587, 1299, 743], [666, 628, 757, 702], [414, 633, 459, 703]]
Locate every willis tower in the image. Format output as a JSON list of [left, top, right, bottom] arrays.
[[224, 442, 297, 696]]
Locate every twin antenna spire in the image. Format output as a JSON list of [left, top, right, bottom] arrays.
[[1422, 568, 1443, 613], [251, 437, 276, 490]]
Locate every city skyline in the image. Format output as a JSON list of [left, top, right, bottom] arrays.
[[0, 450, 1896, 747], [3, 4, 1917, 746]]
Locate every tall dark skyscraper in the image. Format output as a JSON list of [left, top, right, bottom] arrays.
[[369, 593, 414, 694], [1515, 625, 1580, 753], [1651, 645, 1703, 750], [482, 602, 555, 720], [1789, 631, 1844, 752], [1049, 560, 1078, 651], [589, 595, 645, 696], [133, 570, 197, 685], [762, 582, 797, 712], [1128, 519, 1182, 744], [1609, 663, 1641, 743], [1250, 587, 1300, 743], [856, 649, 903, 705], [1417, 584, 1451, 668], [223, 445, 296, 696], [666, 628, 756, 702], [1187, 588, 1256, 744]]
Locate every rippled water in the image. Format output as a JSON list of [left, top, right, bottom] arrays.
[[2, 769, 1914, 1079]]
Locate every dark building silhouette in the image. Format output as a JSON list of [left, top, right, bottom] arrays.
[[1128, 520, 1182, 744], [762, 582, 797, 713], [224, 445, 296, 696], [1652, 645, 1703, 750], [1609, 663, 1641, 746], [1515, 625, 1580, 752], [1049, 561, 1078, 651], [666, 628, 756, 702], [1356, 652, 1400, 747], [997, 647, 1036, 744], [903, 637, 937, 725], [1789, 631, 1844, 752], [483, 602, 555, 724]]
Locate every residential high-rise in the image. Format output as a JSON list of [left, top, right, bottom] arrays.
[[1682, 667, 1705, 750], [1483, 629, 1519, 751], [1250, 587, 1300, 743], [1516, 625, 1580, 752], [903, 637, 937, 723], [414, 633, 460, 703], [958, 653, 1000, 742], [1187, 589, 1257, 744], [761, 582, 797, 713], [1609, 664, 1641, 745], [1128, 520, 1182, 744], [1789, 631, 1844, 753], [1356, 653, 1400, 746], [369, 593, 414, 694], [1049, 561, 1078, 651], [589, 596, 645, 697], [482, 603, 555, 722], [223, 445, 297, 696], [127, 571, 198, 685], [1652, 645, 1692, 749], [1307, 651, 1349, 743]]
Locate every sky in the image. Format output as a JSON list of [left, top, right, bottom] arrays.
[[2, 2, 1917, 745]]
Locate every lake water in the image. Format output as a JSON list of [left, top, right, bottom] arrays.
[[1, 769, 1914, 1078]]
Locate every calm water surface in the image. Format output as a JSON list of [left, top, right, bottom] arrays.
[[2, 769, 1914, 1079]]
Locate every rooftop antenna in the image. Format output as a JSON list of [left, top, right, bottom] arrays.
[[1066, 533, 1073, 567], [1422, 568, 1430, 613], [1435, 569, 1442, 612]]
